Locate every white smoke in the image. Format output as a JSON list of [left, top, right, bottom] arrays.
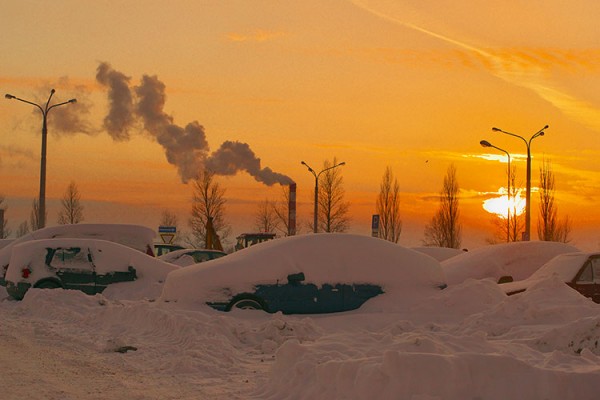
[[96, 62, 293, 185]]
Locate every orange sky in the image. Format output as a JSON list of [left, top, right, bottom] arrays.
[[1, 1, 599, 250]]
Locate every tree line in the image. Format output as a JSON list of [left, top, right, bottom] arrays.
[[0, 157, 571, 249]]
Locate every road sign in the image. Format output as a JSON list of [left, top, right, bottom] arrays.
[[371, 215, 380, 237], [158, 226, 176, 234]]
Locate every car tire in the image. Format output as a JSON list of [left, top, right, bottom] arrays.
[[229, 297, 265, 311], [34, 280, 62, 289]]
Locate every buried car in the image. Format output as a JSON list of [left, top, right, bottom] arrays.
[[441, 241, 579, 285], [159, 248, 227, 266], [0, 223, 157, 286], [501, 252, 600, 303], [5, 238, 179, 300], [160, 233, 447, 314]]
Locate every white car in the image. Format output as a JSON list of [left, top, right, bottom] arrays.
[[441, 241, 579, 285], [0, 224, 157, 286], [5, 238, 178, 301], [501, 252, 600, 303], [161, 233, 447, 314]]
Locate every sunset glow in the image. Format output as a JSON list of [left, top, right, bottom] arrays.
[[1, 1, 599, 250]]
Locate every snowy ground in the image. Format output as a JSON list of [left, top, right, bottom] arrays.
[[2, 274, 600, 400]]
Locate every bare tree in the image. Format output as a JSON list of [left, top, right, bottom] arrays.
[[57, 181, 85, 225], [537, 158, 572, 242], [188, 169, 230, 248], [317, 157, 350, 233], [0, 196, 10, 238], [272, 185, 294, 236], [30, 198, 46, 231], [376, 166, 402, 243], [423, 164, 462, 248], [160, 209, 179, 228], [253, 198, 280, 233], [16, 221, 29, 238]]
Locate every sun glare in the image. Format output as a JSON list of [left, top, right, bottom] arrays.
[[482, 188, 525, 219]]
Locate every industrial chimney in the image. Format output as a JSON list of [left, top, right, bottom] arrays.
[[288, 183, 296, 236]]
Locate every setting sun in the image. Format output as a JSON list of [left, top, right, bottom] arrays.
[[482, 188, 526, 219]]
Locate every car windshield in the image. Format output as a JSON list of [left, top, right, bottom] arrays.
[[529, 253, 591, 282]]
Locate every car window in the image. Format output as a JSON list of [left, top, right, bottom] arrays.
[[577, 262, 594, 284], [192, 252, 211, 263], [49, 247, 91, 270], [592, 258, 600, 284]]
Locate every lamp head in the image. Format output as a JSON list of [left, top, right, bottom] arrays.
[[491, 127, 501, 132], [480, 140, 492, 147], [339, 162, 346, 166], [68, 98, 77, 104], [5, 94, 15, 99], [50, 89, 55, 94]]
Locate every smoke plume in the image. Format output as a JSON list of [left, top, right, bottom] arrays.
[[96, 62, 293, 185]]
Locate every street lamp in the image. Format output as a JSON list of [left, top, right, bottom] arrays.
[[480, 140, 511, 242], [492, 125, 548, 241], [301, 160, 346, 233], [5, 89, 77, 229]]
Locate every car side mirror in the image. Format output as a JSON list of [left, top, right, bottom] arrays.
[[498, 275, 513, 284], [287, 272, 305, 284]]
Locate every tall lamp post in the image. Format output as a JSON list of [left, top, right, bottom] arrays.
[[492, 125, 548, 241], [301, 160, 346, 233], [5, 89, 77, 229], [480, 140, 511, 242]]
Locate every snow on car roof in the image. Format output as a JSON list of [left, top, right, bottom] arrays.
[[441, 241, 580, 285], [0, 224, 156, 270], [161, 233, 446, 306], [6, 237, 178, 301]]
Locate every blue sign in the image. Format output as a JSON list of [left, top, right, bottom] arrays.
[[158, 226, 176, 233]]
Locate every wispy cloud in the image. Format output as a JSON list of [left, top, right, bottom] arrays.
[[226, 29, 286, 43], [350, 0, 600, 132]]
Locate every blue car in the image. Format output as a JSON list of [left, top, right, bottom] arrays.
[[161, 234, 446, 314]]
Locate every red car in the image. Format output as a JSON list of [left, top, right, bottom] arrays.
[[501, 252, 600, 303]]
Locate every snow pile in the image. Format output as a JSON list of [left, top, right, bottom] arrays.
[[442, 241, 579, 285], [1, 234, 600, 399]]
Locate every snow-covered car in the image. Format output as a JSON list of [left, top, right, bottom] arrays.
[[5, 238, 179, 300], [501, 252, 600, 303], [441, 241, 579, 285], [154, 243, 185, 257], [0, 224, 157, 286], [160, 233, 447, 314], [159, 248, 227, 266]]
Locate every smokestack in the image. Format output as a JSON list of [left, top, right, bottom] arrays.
[[288, 183, 296, 236]]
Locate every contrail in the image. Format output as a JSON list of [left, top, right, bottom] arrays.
[[350, 0, 600, 132], [96, 62, 294, 185]]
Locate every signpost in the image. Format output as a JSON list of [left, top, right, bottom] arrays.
[[158, 226, 176, 244]]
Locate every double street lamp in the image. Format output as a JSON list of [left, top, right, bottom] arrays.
[[5, 89, 77, 229], [480, 140, 511, 242], [491, 125, 548, 241], [301, 160, 346, 233]]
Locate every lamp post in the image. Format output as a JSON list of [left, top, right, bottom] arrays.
[[492, 125, 548, 241], [5, 90, 77, 229], [480, 140, 511, 242], [301, 160, 346, 233]]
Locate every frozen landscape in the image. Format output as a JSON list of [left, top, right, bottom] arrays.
[[1, 238, 600, 400]]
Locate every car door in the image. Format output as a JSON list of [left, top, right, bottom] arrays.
[[50, 247, 96, 294]]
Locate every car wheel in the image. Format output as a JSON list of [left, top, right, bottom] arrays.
[[34, 280, 62, 289], [229, 297, 265, 311]]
